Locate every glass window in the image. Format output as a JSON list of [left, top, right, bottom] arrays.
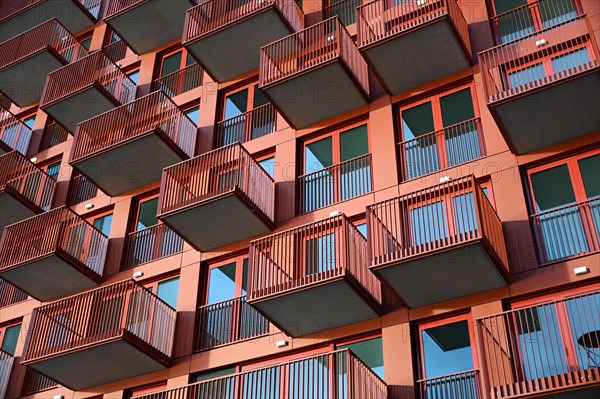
[[340, 125, 368, 161], [207, 262, 237, 304], [530, 164, 576, 211], [157, 277, 179, 308], [195, 366, 236, 382], [45, 161, 61, 181], [137, 197, 159, 230], [23, 115, 36, 129], [355, 222, 367, 238], [93, 213, 113, 237], [440, 89, 475, 127], [80, 36, 92, 50], [552, 48, 591, 74], [127, 70, 140, 86], [305, 136, 333, 173], [337, 337, 384, 379], [258, 156, 275, 179], [161, 52, 182, 77], [421, 320, 474, 378], [224, 89, 249, 119], [305, 233, 336, 274], [509, 63, 545, 88], [402, 102, 435, 140], [1, 324, 21, 355], [184, 106, 200, 126], [410, 201, 448, 245], [578, 154, 600, 198]]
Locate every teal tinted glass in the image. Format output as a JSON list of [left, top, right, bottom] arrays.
[[157, 277, 180, 308]]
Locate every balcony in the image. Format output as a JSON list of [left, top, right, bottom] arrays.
[[102, 39, 131, 64], [0, 106, 32, 155], [158, 143, 274, 251], [21, 369, 58, 397], [418, 369, 482, 399], [0, 151, 56, 232], [0, 19, 88, 107], [478, 290, 600, 399], [40, 51, 136, 132], [366, 176, 509, 308], [70, 90, 196, 196], [123, 224, 184, 269], [260, 17, 369, 129], [22, 279, 175, 390], [151, 63, 203, 98], [183, 0, 304, 82], [0, 207, 107, 302], [66, 174, 101, 206], [215, 104, 277, 147], [39, 122, 70, 151], [132, 349, 387, 399], [325, 0, 362, 26], [298, 153, 372, 213], [0, 0, 100, 43], [479, 16, 600, 154], [248, 214, 381, 337], [0, 278, 29, 308], [0, 350, 14, 399], [105, 0, 196, 54], [197, 295, 269, 350], [357, 0, 471, 94]]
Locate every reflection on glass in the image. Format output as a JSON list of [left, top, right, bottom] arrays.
[[338, 337, 384, 379], [422, 321, 474, 378], [157, 277, 179, 308], [225, 90, 248, 119], [552, 48, 590, 74], [305, 137, 333, 173], [1, 324, 21, 355], [208, 263, 236, 304], [509, 63, 545, 89], [410, 201, 448, 245], [259, 157, 275, 179], [137, 198, 159, 230], [566, 292, 600, 369], [93, 214, 113, 237], [305, 233, 336, 275]]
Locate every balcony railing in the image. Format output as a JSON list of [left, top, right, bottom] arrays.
[[260, 17, 369, 97], [159, 143, 275, 222], [66, 174, 101, 206], [478, 290, 600, 398], [0, 106, 31, 155], [367, 175, 508, 270], [21, 369, 59, 396], [399, 118, 485, 181], [249, 214, 382, 304], [0, 278, 28, 308], [0, 0, 101, 21], [0, 18, 88, 70], [491, 0, 583, 43], [479, 16, 599, 104], [215, 104, 277, 148], [0, 206, 108, 278], [0, 350, 14, 399], [324, 0, 361, 26], [41, 50, 136, 107], [23, 279, 176, 366], [299, 153, 372, 213], [417, 369, 482, 399], [132, 349, 387, 399], [0, 151, 56, 212], [151, 63, 203, 98], [124, 224, 184, 269], [0, 94, 11, 110], [357, 0, 470, 55], [72, 90, 196, 163], [39, 122, 70, 151], [531, 197, 600, 265], [184, 0, 304, 42], [102, 39, 130, 63], [197, 295, 269, 350]]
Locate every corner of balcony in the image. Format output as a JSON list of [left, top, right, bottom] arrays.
[[105, 0, 197, 54], [0, 0, 100, 44], [366, 175, 509, 308], [247, 214, 382, 337], [21, 279, 175, 390], [259, 16, 369, 129], [70, 90, 196, 197], [0, 206, 107, 302], [0, 106, 32, 155], [40, 51, 136, 132], [0, 151, 56, 232], [357, 0, 471, 94], [183, 0, 305, 82], [158, 143, 275, 251], [0, 19, 88, 107]]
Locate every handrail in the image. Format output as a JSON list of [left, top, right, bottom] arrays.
[[151, 63, 203, 97], [215, 103, 276, 147]]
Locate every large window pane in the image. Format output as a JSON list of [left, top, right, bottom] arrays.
[[579, 154, 600, 198], [208, 263, 236, 304], [509, 63, 545, 88], [225, 90, 248, 119], [259, 157, 275, 179], [552, 48, 590, 74], [531, 165, 576, 211], [402, 102, 438, 179], [338, 337, 384, 379], [305, 233, 336, 275], [157, 277, 179, 308], [565, 292, 600, 370], [305, 137, 332, 173], [440, 89, 475, 127], [340, 125, 368, 161], [422, 321, 473, 378], [402, 102, 435, 140], [539, 0, 577, 28], [410, 201, 448, 245], [253, 85, 269, 108], [137, 198, 159, 230], [93, 214, 113, 237], [162, 52, 182, 77], [1, 324, 21, 355]]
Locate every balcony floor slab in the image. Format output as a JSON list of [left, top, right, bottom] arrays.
[[0, 190, 39, 232]]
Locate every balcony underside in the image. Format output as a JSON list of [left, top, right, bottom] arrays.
[[72, 130, 188, 197], [162, 191, 272, 251], [372, 241, 506, 308], [43, 85, 119, 132], [0, 190, 41, 232], [263, 61, 367, 129], [0, 252, 100, 302], [491, 70, 600, 154], [24, 336, 168, 390], [250, 277, 380, 338], [0, 49, 66, 107], [361, 18, 470, 94], [0, 0, 95, 43], [186, 8, 292, 82], [106, 0, 193, 54]]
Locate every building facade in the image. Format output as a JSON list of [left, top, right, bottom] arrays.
[[0, 0, 598, 398]]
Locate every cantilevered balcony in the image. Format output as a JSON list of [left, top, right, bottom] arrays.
[[105, 0, 197, 54], [0, 278, 28, 308], [357, 0, 471, 94], [123, 224, 184, 269], [22, 280, 175, 390], [478, 290, 600, 399], [480, 16, 600, 154], [0, 106, 32, 155], [0, 350, 14, 399], [248, 214, 381, 337], [0, 207, 107, 301], [40, 51, 136, 132], [366, 176, 508, 308], [0, 19, 88, 107], [0, 0, 100, 43], [132, 349, 387, 399], [260, 17, 369, 129], [70, 90, 197, 196], [151, 62, 203, 98], [183, 0, 304, 82], [214, 104, 277, 147], [158, 143, 274, 251], [0, 151, 56, 232]]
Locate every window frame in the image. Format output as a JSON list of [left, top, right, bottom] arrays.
[[204, 255, 249, 305], [220, 81, 267, 122], [0, 320, 22, 356], [86, 208, 114, 238], [143, 274, 180, 310], [157, 47, 194, 79]]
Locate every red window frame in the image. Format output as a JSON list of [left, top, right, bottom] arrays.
[[86, 208, 113, 237], [205, 255, 248, 304], [220, 81, 267, 122], [157, 47, 194, 79], [0, 320, 22, 355]]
